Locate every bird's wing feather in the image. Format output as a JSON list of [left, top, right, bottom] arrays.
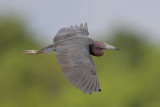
[[55, 38, 100, 94], [54, 23, 89, 43]]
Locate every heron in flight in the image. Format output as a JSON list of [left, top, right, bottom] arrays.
[[21, 23, 119, 94]]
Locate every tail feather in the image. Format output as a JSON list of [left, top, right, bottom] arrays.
[[20, 50, 42, 54]]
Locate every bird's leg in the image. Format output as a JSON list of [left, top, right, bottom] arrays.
[[20, 50, 42, 54], [40, 44, 56, 53], [20, 44, 56, 54]]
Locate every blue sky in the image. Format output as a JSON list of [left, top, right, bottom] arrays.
[[0, 0, 160, 43]]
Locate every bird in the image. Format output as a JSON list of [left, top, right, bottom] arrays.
[[21, 23, 120, 94]]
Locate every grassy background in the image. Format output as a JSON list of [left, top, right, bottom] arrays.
[[0, 17, 160, 107]]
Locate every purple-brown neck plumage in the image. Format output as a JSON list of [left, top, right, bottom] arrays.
[[90, 41, 105, 56]]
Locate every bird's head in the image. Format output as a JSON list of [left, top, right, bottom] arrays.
[[90, 41, 120, 56]]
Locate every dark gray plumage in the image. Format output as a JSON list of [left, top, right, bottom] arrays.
[[53, 23, 99, 94], [55, 37, 99, 94], [21, 23, 119, 94]]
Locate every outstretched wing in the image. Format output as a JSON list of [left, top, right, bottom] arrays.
[[54, 23, 89, 43], [55, 37, 100, 94]]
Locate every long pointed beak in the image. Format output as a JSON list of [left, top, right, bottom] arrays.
[[104, 43, 120, 50]]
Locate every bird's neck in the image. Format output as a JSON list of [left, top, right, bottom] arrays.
[[89, 44, 104, 56]]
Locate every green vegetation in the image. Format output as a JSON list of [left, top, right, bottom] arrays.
[[0, 17, 160, 107]]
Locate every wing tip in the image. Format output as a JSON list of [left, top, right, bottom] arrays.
[[81, 88, 101, 95], [98, 89, 101, 92]]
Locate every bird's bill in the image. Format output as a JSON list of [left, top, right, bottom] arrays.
[[104, 43, 120, 50]]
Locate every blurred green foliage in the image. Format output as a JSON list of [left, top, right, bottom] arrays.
[[0, 16, 160, 107]]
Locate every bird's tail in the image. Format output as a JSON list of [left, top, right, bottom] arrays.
[[20, 50, 42, 54]]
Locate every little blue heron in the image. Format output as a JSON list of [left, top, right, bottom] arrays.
[[21, 23, 119, 94]]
